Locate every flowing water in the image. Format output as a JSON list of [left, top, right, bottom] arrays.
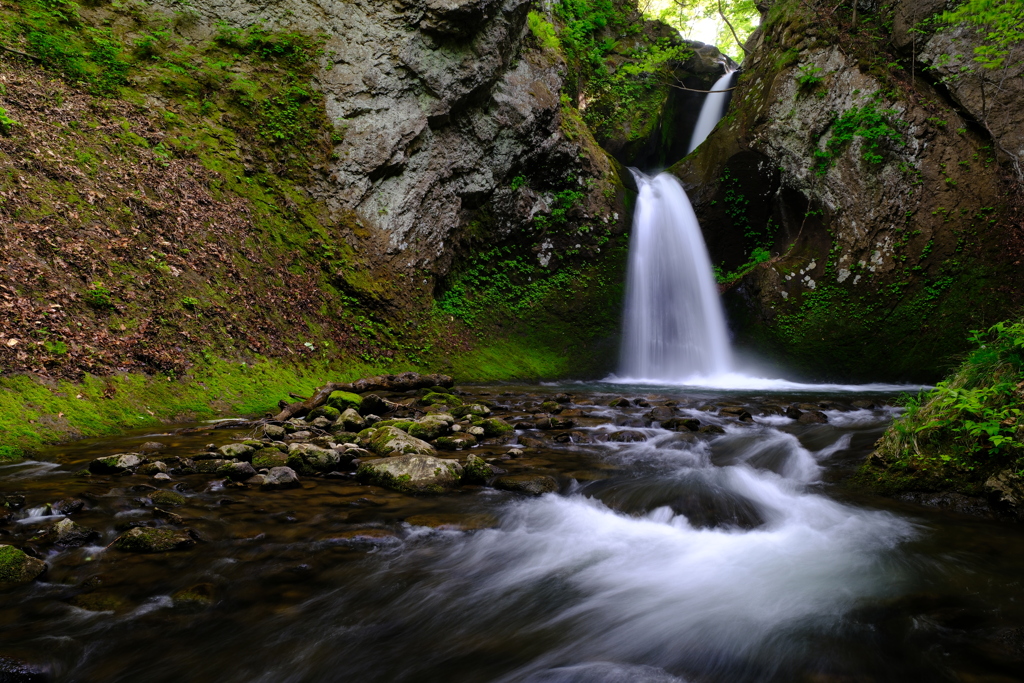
[[620, 171, 732, 382], [686, 71, 736, 155], [3, 384, 1024, 682]]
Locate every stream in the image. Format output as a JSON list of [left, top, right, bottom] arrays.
[[3, 382, 1024, 682]]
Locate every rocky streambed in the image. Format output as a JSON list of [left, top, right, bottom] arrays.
[[3, 379, 1024, 681]]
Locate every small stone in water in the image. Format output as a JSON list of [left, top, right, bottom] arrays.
[[154, 472, 171, 481]]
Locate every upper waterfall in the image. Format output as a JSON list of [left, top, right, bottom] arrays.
[[619, 171, 733, 382], [686, 70, 736, 155]]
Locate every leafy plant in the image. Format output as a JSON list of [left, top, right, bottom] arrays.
[[939, 0, 1024, 70], [180, 296, 200, 310], [814, 102, 902, 173], [796, 64, 825, 91], [527, 11, 560, 51], [84, 283, 114, 310], [0, 107, 17, 136]]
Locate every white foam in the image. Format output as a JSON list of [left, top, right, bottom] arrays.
[[605, 371, 928, 393]]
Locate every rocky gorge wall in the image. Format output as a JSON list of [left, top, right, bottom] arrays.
[[673, 0, 1024, 381], [0, 0, 728, 456]]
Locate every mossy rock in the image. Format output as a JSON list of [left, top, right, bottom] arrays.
[[252, 447, 288, 469], [374, 419, 415, 432], [420, 392, 463, 407], [0, 545, 46, 588], [494, 474, 559, 496], [326, 391, 363, 413], [366, 426, 436, 457], [339, 407, 367, 431], [435, 434, 478, 450], [356, 454, 463, 494], [308, 405, 341, 422], [217, 443, 256, 460], [480, 418, 513, 437], [148, 490, 187, 506], [88, 453, 145, 474], [540, 401, 560, 413], [286, 443, 343, 475], [171, 583, 215, 611], [114, 527, 196, 553], [330, 430, 360, 444], [461, 455, 493, 484], [451, 404, 492, 418], [408, 416, 452, 441], [68, 590, 129, 613]]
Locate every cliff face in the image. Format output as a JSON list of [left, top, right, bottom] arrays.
[[673, 0, 1024, 381]]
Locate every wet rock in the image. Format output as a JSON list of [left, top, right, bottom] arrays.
[[480, 417, 513, 437], [88, 453, 145, 474], [645, 406, 675, 422], [252, 448, 289, 469], [261, 467, 301, 490], [218, 461, 259, 482], [435, 434, 477, 450], [114, 527, 196, 553], [662, 417, 701, 432], [244, 474, 266, 487], [367, 426, 436, 457], [719, 406, 753, 421], [985, 469, 1024, 509], [0, 495, 25, 510], [537, 416, 575, 430], [287, 443, 347, 475], [407, 414, 454, 441], [35, 519, 98, 548], [554, 393, 573, 404], [606, 430, 647, 443], [494, 474, 559, 496], [356, 454, 463, 493], [419, 391, 463, 407], [0, 655, 50, 681], [518, 436, 546, 449], [153, 507, 184, 524], [851, 399, 878, 409], [138, 441, 166, 453], [797, 410, 828, 424], [51, 498, 85, 516], [194, 459, 231, 474], [452, 403, 492, 418], [633, 398, 650, 407], [540, 401, 560, 413], [554, 431, 589, 444], [309, 416, 335, 430], [698, 424, 726, 434], [308, 405, 341, 422], [138, 459, 170, 476], [339, 407, 367, 432], [171, 583, 215, 611], [466, 426, 486, 437], [358, 394, 393, 416], [347, 372, 453, 394], [507, 448, 525, 457], [284, 430, 313, 442], [262, 424, 286, 440], [784, 406, 803, 419], [461, 454, 497, 484], [149, 490, 187, 506], [0, 545, 46, 588], [608, 397, 631, 407], [218, 443, 256, 460], [558, 409, 584, 418], [153, 472, 172, 481]]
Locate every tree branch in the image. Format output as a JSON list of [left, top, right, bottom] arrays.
[[0, 44, 43, 63], [718, 0, 750, 55]]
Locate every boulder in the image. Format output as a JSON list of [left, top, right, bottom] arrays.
[[218, 461, 259, 481], [286, 443, 347, 475], [262, 424, 286, 440], [114, 527, 196, 553], [608, 397, 631, 407], [149, 490, 187, 506], [645, 406, 675, 422], [461, 454, 498, 484], [407, 415, 454, 441], [307, 405, 341, 422], [260, 467, 301, 490], [252, 448, 289, 469], [309, 416, 335, 429], [494, 474, 558, 496], [339, 407, 366, 432], [51, 498, 85, 515], [985, 469, 1024, 509], [452, 403, 491, 418], [480, 417, 514, 437], [357, 454, 463, 493], [88, 453, 145, 474], [36, 518, 98, 548], [366, 426, 436, 457], [193, 459, 231, 474], [662, 417, 701, 432], [138, 441, 166, 453], [698, 424, 726, 435], [347, 372, 453, 394], [217, 443, 256, 460], [326, 390, 363, 413], [0, 545, 46, 588], [419, 392, 463, 407], [435, 434, 478, 450], [138, 461, 169, 476], [797, 411, 828, 424]]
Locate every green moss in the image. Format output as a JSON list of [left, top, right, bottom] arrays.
[[0, 545, 30, 584], [420, 392, 462, 407], [307, 405, 341, 421], [326, 391, 362, 412], [252, 448, 288, 469]]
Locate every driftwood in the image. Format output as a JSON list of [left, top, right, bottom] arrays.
[[271, 372, 453, 421]]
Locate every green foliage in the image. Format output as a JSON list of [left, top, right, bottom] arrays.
[[713, 246, 771, 284], [180, 296, 200, 310], [795, 64, 825, 91], [258, 86, 313, 142], [83, 282, 114, 310], [647, 0, 759, 63], [527, 10, 561, 50], [938, 0, 1024, 70], [533, 181, 587, 232], [879, 320, 1024, 473], [814, 102, 902, 173], [510, 174, 528, 191], [0, 107, 16, 135]]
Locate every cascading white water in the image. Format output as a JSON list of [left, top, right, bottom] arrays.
[[619, 171, 732, 381], [686, 70, 735, 154]]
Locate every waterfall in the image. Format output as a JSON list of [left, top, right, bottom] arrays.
[[686, 70, 736, 155], [619, 171, 733, 381]]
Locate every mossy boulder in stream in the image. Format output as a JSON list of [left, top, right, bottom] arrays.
[[34, 519, 98, 548], [407, 415, 455, 441], [252, 448, 289, 469], [326, 391, 363, 413], [495, 474, 559, 496], [307, 405, 341, 422], [114, 527, 196, 553], [0, 545, 46, 588], [366, 427, 436, 457], [357, 455, 463, 494], [88, 453, 145, 474], [286, 443, 347, 474]]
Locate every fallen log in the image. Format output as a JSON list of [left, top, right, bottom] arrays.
[[271, 372, 453, 421]]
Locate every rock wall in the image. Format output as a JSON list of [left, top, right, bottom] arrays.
[[672, 0, 1024, 381]]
